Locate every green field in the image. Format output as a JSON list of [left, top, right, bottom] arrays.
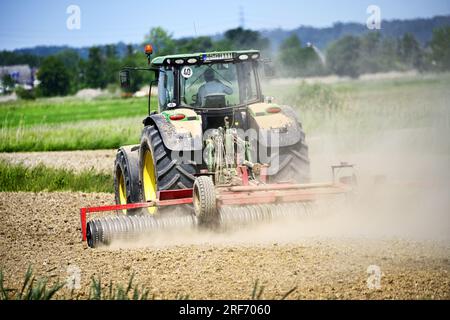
[[0, 160, 113, 192], [264, 73, 450, 134], [1, 73, 449, 152], [1, 97, 153, 127]]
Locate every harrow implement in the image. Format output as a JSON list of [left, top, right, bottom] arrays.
[[80, 163, 355, 248]]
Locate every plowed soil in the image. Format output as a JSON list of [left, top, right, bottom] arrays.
[[1, 127, 449, 299], [0, 191, 449, 299]]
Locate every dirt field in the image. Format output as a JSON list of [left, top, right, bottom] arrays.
[[1, 120, 449, 300], [1, 129, 449, 299], [0, 192, 449, 299]]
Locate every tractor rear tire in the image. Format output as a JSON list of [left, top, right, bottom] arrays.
[[193, 176, 218, 227], [139, 125, 197, 213], [114, 145, 142, 215], [267, 131, 311, 184]]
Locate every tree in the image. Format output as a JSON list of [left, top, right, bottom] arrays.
[[55, 49, 82, 93], [175, 36, 214, 53], [103, 45, 121, 85], [105, 44, 117, 59], [379, 37, 399, 71], [85, 47, 107, 89], [0, 51, 41, 67], [222, 27, 270, 51], [126, 44, 134, 57], [358, 32, 384, 74], [277, 34, 324, 77], [398, 33, 423, 70], [327, 36, 361, 78], [144, 27, 175, 56], [1, 74, 16, 93], [37, 56, 71, 96], [430, 26, 450, 71]]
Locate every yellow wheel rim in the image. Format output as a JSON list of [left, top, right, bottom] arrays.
[[117, 170, 128, 214], [143, 149, 157, 214], [118, 172, 127, 205]]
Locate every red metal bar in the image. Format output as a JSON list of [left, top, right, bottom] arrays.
[[158, 188, 193, 200], [158, 198, 193, 206], [227, 182, 347, 192], [238, 165, 249, 186], [84, 202, 156, 213], [217, 184, 350, 206], [218, 194, 278, 205], [80, 208, 87, 241]]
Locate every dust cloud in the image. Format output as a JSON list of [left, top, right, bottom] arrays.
[[109, 84, 450, 249], [306, 127, 450, 242]]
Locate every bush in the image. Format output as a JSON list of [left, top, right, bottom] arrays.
[[279, 81, 343, 112], [15, 87, 36, 100]]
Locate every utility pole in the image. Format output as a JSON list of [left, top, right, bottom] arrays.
[[239, 6, 245, 28]]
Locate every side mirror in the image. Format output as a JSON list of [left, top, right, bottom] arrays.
[[119, 70, 131, 88], [263, 62, 275, 78]]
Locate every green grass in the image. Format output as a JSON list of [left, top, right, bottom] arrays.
[[0, 96, 153, 127], [0, 266, 297, 300], [0, 266, 65, 300], [0, 267, 151, 300], [0, 117, 142, 152], [1, 73, 449, 152], [0, 160, 113, 192]]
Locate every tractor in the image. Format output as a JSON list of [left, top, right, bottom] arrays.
[[81, 45, 354, 247]]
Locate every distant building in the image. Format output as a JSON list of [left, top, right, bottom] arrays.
[[0, 65, 37, 87]]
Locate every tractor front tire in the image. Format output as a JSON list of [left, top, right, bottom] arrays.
[[114, 145, 142, 215], [193, 176, 218, 227]]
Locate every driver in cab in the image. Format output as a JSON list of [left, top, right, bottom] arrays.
[[197, 68, 233, 107]]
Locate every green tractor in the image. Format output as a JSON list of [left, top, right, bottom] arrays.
[[115, 46, 310, 215]]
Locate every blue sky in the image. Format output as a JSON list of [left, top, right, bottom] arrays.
[[0, 0, 449, 50]]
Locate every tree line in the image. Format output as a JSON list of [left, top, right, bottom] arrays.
[[1, 26, 449, 98]]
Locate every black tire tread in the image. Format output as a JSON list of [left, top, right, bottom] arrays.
[[140, 125, 196, 193], [193, 176, 218, 226], [113, 145, 142, 214], [267, 128, 311, 184]]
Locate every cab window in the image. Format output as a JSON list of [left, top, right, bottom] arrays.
[[158, 68, 175, 110]]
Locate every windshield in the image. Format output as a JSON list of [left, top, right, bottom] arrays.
[[180, 61, 259, 108]]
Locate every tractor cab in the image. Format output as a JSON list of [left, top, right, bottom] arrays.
[[120, 49, 269, 131], [152, 50, 265, 130], [153, 51, 262, 109]]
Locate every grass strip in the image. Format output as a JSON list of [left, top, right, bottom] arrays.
[[0, 160, 113, 193]]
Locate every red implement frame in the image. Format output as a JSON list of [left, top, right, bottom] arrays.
[[80, 189, 193, 241], [79, 164, 354, 242], [216, 182, 351, 206]]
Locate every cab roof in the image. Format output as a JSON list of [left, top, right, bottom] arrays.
[[150, 50, 260, 67]]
